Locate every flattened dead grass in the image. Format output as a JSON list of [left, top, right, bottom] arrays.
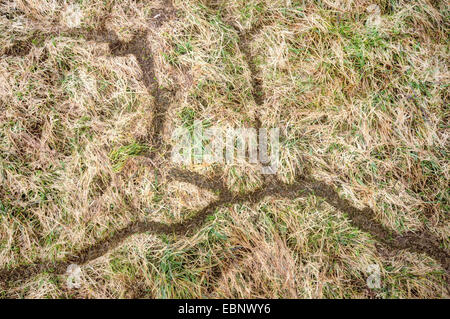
[[0, 0, 448, 298]]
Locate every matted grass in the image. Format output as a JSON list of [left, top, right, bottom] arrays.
[[0, 0, 448, 298]]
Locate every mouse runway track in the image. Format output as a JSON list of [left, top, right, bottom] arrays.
[[0, 2, 448, 293], [1, 168, 448, 289]]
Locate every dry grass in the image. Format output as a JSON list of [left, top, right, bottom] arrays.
[[0, 0, 448, 298]]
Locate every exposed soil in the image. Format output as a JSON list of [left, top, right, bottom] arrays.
[[3, 39, 32, 56], [237, 24, 266, 111]]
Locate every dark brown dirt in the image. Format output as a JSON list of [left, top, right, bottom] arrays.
[[150, 0, 177, 27], [92, 28, 174, 157], [3, 39, 32, 56]]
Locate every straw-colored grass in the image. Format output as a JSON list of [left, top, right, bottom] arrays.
[[0, 0, 448, 298]]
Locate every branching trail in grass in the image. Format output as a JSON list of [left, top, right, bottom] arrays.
[[237, 24, 265, 129], [92, 28, 175, 158], [2, 3, 175, 159], [0, 1, 448, 293], [1, 170, 448, 288]]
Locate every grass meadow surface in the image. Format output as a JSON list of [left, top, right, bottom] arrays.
[[0, 0, 448, 298]]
